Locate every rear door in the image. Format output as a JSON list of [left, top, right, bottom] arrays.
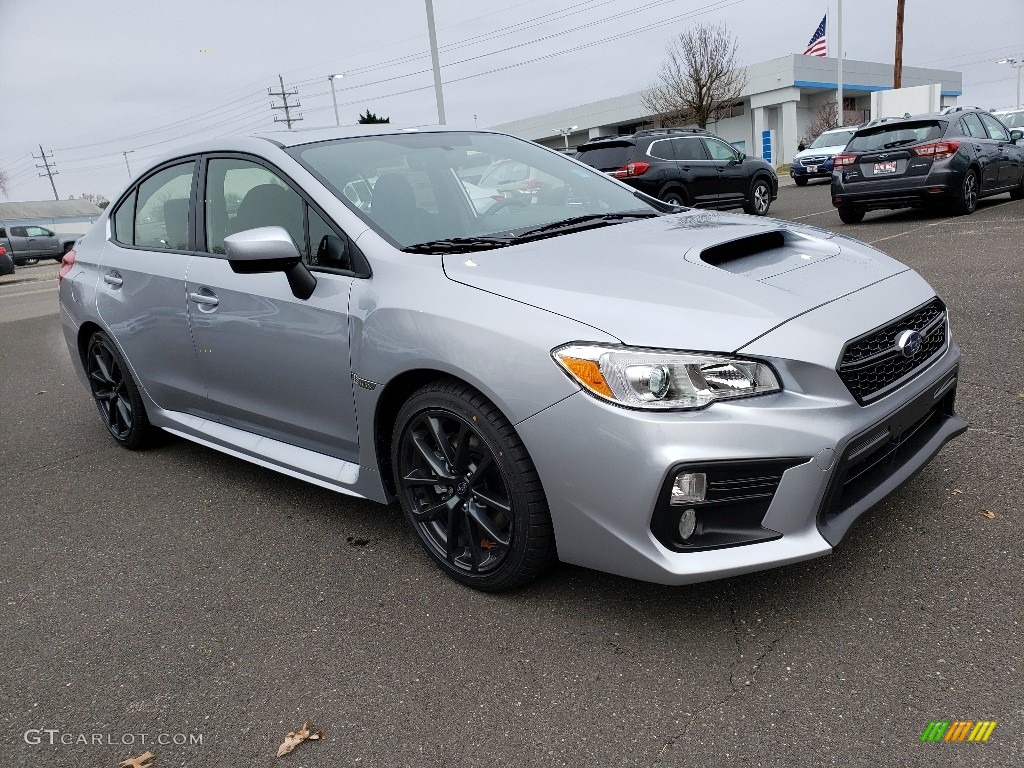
[[7, 226, 33, 259], [665, 137, 719, 205]]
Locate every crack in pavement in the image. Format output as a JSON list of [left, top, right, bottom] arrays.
[[652, 594, 789, 766]]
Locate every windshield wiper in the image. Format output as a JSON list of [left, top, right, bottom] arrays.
[[402, 235, 515, 254], [882, 139, 917, 149], [515, 212, 659, 240]]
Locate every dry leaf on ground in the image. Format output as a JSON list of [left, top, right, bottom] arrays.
[[978, 509, 996, 519], [119, 752, 156, 768], [951, 489, 963, 495], [277, 719, 324, 758]]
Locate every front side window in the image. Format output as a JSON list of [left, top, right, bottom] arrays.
[[134, 162, 195, 250], [704, 138, 739, 162], [979, 113, 1009, 141], [205, 158, 304, 255], [25, 226, 50, 237]]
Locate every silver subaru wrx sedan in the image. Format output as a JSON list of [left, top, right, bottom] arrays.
[[58, 125, 966, 591]]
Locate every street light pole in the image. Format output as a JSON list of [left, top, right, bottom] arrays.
[[328, 74, 344, 126], [122, 151, 134, 180], [424, 0, 446, 124], [996, 58, 1023, 109], [558, 125, 579, 153]]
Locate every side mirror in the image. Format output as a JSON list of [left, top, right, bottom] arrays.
[[798, 143, 806, 152], [224, 226, 317, 300], [1010, 129, 1023, 142]]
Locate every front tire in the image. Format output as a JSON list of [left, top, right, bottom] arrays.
[[744, 178, 772, 215], [794, 176, 808, 187], [86, 331, 155, 449], [950, 168, 979, 215], [1010, 170, 1024, 201], [392, 379, 555, 591], [837, 206, 866, 224]]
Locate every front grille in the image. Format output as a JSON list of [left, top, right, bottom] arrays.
[[838, 298, 947, 404], [799, 155, 828, 165], [817, 378, 960, 545]]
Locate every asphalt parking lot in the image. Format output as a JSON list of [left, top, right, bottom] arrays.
[[2, 185, 1020, 768]]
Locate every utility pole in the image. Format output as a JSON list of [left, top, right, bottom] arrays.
[[424, 0, 446, 124], [33, 144, 59, 200], [836, 0, 843, 127], [269, 75, 303, 129], [122, 150, 134, 180], [894, 0, 905, 89]]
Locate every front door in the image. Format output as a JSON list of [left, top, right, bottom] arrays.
[[703, 137, 749, 207], [185, 155, 359, 462]]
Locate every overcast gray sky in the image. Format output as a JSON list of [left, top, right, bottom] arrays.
[[1, 0, 1020, 202]]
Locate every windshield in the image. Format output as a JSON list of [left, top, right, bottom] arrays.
[[996, 110, 1024, 129], [288, 131, 656, 248], [809, 129, 855, 149]]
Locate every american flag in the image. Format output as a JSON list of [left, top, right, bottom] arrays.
[[803, 15, 828, 57]]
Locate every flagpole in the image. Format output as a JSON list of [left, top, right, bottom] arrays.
[[836, 0, 843, 125]]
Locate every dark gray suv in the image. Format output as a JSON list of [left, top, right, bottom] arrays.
[[575, 128, 778, 215], [831, 107, 1024, 223]]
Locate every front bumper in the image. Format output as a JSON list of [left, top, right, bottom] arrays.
[[516, 341, 964, 586]]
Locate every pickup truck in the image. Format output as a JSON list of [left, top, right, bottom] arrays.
[[0, 224, 82, 266]]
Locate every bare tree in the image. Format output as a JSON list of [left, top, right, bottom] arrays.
[[0, 168, 9, 199], [801, 101, 840, 146], [641, 24, 747, 129], [78, 192, 110, 209]]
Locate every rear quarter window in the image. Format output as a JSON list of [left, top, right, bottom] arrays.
[[847, 122, 944, 152]]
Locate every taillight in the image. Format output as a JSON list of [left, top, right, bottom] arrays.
[[58, 249, 76, 282], [912, 140, 960, 159], [0, 244, 6, 255], [611, 161, 651, 178], [833, 154, 857, 168]]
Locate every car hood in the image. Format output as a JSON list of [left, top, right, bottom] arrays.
[[794, 144, 847, 159], [443, 210, 909, 351]]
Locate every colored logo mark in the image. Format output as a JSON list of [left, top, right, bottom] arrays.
[[920, 720, 997, 742]]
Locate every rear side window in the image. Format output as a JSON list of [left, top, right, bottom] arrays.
[[134, 162, 196, 250], [979, 113, 1009, 141], [959, 113, 986, 138], [673, 137, 709, 161], [647, 139, 674, 160], [10, 226, 26, 237], [575, 143, 633, 170], [847, 122, 944, 152]]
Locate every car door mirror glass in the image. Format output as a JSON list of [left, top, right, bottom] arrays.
[[1010, 129, 1023, 142]]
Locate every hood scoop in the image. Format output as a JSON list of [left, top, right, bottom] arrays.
[[698, 229, 841, 280]]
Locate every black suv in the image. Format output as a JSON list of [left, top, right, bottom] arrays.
[[574, 128, 778, 215], [831, 107, 1024, 223]]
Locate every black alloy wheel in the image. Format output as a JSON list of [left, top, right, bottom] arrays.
[[951, 169, 979, 215], [392, 380, 555, 590], [86, 332, 153, 449], [745, 178, 772, 215]]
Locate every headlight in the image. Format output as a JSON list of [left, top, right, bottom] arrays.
[[552, 344, 781, 410]]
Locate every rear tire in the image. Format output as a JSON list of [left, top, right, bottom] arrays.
[[950, 168, 979, 215], [659, 189, 688, 207], [86, 331, 155, 450], [837, 206, 865, 224], [391, 379, 556, 591], [794, 176, 808, 187], [23, 258, 40, 266], [744, 178, 772, 215]]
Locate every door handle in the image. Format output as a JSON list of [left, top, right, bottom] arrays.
[[103, 272, 123, 288], [188, 291, 219, 307]]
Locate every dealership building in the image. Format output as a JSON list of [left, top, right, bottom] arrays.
[[490, 54, 963, 165]]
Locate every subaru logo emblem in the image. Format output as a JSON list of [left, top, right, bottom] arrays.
[[457, 481, 469, 495], [896, 330, 923, 358]]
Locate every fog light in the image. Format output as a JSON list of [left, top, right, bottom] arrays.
[[670, 472, 706, 505], [678, 508, 697, 541]]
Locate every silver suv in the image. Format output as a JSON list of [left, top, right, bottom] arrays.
[[59, 126, 966, 590]]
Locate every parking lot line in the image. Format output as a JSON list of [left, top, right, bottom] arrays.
[[0, 284, 59, 299], [790, 210, 835, 220]]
